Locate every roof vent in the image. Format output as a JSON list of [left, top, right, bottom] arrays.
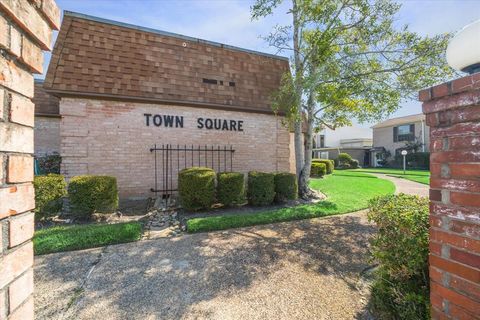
[[202, 78, 218, 84]]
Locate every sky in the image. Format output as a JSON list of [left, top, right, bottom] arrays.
[[41, 0, 480, 126]]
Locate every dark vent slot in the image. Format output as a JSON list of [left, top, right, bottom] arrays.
[[202, 78, 218, 84], [229, 81, 236, 87]]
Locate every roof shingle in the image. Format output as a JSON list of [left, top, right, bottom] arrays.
[[44, 11, 290, 114], [33, 79, 59, 115]]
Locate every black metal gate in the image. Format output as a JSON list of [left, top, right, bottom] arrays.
[[150, 144, 235, 197]]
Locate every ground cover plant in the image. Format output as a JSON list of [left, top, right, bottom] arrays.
[[352, 168, 430, 185], [187, 171, 394, 232], [368, 194, 430, 319], [33, 222, 142, 255]]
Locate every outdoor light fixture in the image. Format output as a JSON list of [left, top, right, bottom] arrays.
[[446, 19, 480, 74], [401, 150, 408, 175]]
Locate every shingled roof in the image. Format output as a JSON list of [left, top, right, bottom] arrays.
[[33, 79, 60, 116], [44, 11, 290, 114]]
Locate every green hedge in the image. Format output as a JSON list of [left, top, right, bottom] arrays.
[[350, 159, 360, 169], [337, 152, 352, 165], [217, 172, 245, 206], [178, 167, 216, 211], [368, 194, 430, 319], [68, 175, 119, 219], [312, 159, 334, 174], [274, 172, 297, 202], [310, 162, 326, 177], [33, 174, 67, 220], [247, 171, 275, 206]]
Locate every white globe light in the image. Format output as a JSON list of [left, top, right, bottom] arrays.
[[401, 150, 408, 156], [446, 19, 480, 74]]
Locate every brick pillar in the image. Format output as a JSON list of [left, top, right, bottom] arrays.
[[420, 73, 480, 319], [0, 1, 59, 319]]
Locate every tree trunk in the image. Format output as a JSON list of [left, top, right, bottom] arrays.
[[298, 92, 315, 197], [291, 0, 305, 192]]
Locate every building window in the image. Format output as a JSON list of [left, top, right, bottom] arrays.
[[393, 124, 414, 142], [319, 135, 325, 148]]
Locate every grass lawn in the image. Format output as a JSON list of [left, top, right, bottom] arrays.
[[351, 168, 430, 185], [187, 171, 395, 233], [34, 222, 142, 255]]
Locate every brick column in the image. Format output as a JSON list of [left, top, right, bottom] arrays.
[[0, 1, 59, 319], [420, 73, 480, 319]]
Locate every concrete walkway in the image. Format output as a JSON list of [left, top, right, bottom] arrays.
[[35, 211, 376, 320], [368, 173, 429, 197]]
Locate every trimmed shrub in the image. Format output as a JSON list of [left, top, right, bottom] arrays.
[[274, 172, 297, 203], [178, 167, 216, 211], [312, 159, 334, 174], [368, 194, 430, 319], [34, 174, 67, 220], [217, 172, 245, 206], [337, 153, 352, 166], [247, 171, 275, 206], [350, 159, 360, 169], [68, 175, 119, 218], [310, 162, 326, 177]]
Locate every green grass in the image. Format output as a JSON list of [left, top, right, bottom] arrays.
[[351, 168, 430, 185], [34, 222, 142, 255], [187, 171, 395, 233]]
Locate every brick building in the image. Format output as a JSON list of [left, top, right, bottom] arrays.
[[420, 73, 480, 319], [1, 0, 59, 319], [42, 11, 293, 199], [33, 79, 60, 156]]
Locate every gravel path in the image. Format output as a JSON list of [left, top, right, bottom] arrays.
[[35, 211, 376, 320], [367, 173, 429, 197]]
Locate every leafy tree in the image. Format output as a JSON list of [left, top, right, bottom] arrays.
[[252, 0, 454, 197]]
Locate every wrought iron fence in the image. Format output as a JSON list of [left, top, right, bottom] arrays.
[[150, 144, 235, 197]]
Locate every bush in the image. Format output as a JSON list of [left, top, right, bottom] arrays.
[[217, 172, 245, 206], [68, 175, 119, 218], [350, 159, 360, 169], [34, 174, 67, 220], [247, 171, 275, 206], [274, 172, 297, 203], [337, 153, 352, 166], [178, 167, 216, 211], [36, 153, 61, 174], [310, 162, 326, 177], [368, 194, 430, 319], [312, 159, 334, 174]]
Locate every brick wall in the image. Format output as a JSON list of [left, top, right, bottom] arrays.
[[420, 73, 480, 319], [0, 1, 59, 319], [34, 116, 60, 156], [60, 98, 292, 198]]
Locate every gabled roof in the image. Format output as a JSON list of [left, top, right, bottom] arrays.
[[33, 79, 59, 116], [44, 11, 290, 114], [371, 114, 425, 129]]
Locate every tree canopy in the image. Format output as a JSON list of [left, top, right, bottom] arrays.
[[252, 0, 454, 196]]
